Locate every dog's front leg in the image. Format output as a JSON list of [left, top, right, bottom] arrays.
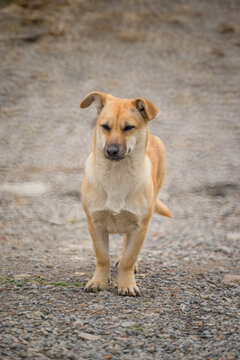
[[118, 223, 148, 296], [116, 234, 138, 273], [85, 218, 110, 292]]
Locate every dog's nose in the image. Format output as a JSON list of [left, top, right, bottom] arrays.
[[107, 145, 119, 156]]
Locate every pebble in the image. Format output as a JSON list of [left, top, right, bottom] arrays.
[[220, 206, 233, 218], [222, 275, 240, 285], [93, 304, 105, 310], [120, 321, 135, 327], [41, 328, 49, 336], [78, 332, 101, 341], [180, 304, 187, 311], [216, 246, 232, 255], [73, 320, 84, 329], [226, 232, 240, 241], [68, 353, 83, 360]]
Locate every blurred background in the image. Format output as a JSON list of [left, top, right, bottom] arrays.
[[0, 0, 239, 277]]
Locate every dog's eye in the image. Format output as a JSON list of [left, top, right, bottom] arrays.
[[123, 125, 135, 132], [101, 124, 111, 131]]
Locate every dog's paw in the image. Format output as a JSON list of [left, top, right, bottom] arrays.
[[118, 270, 140, 296], [118, 284, 140, 296], [84, 278, 108, 293]]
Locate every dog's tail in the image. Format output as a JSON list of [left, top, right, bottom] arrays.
[[155, 198, 172, 218]]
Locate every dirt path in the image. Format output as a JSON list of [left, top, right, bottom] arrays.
[[0, 1, 239, 359]]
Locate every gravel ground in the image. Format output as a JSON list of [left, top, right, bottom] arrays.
[[0, 0, 240, 359]]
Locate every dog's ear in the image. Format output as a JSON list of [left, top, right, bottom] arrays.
[[80, 91, 107, 112], [133, 97, 159, 121]]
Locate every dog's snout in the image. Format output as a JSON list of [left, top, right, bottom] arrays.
[[104, 144, 125, 161], [107, 145, 119, 156], [104, 143, 126, 161]]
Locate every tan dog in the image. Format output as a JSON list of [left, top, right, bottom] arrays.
[[80, 91, 171, 296]]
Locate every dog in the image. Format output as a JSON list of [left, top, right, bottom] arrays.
[[80, 91, 171, 296]]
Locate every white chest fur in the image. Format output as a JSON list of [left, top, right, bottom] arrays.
[[84, 152, 151, 233]]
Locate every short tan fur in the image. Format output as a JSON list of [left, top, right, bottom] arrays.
[[80, 91, 171, 296]]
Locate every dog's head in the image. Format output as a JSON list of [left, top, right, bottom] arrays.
[[80, 91, 158, 161]]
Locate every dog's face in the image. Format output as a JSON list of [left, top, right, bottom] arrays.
[[80, 92, 158, 161], [98, 99, 147, 162]]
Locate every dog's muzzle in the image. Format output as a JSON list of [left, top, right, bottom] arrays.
[[104, 144, 126, 161]]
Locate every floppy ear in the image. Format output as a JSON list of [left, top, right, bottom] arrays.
[[80, 91, 107, 112], [133, 97, 159, 121]]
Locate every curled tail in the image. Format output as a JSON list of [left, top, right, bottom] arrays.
[[155, 198, 172, 218]]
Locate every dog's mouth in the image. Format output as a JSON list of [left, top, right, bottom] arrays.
[[104, 152, 126, 162]]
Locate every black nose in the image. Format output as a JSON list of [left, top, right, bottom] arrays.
[[107, 145, 119, 156]]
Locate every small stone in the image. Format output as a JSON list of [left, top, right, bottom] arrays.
[[31, 311, 44, 319], [41, 328, 49, 336], [120, 321, 135, 327], [109, 347, 117, 355], [217, 246, 232, 255], [73, 320, 84, 329], [180, 304, 187, 311], [72, 272, 85, 277], [227, 232, 240, 241], [27, 350, 45, 358], [220, 206, 233, 218], [44, 327, 52, 333], [94, 304, 104, 310], [119, 344, 125, 352], [78, 332, 101, 341], [222, 275, 240, 285], [19, 337, 28, 345], [203, 307, 212, 313], [147, 345, 156, 353]]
